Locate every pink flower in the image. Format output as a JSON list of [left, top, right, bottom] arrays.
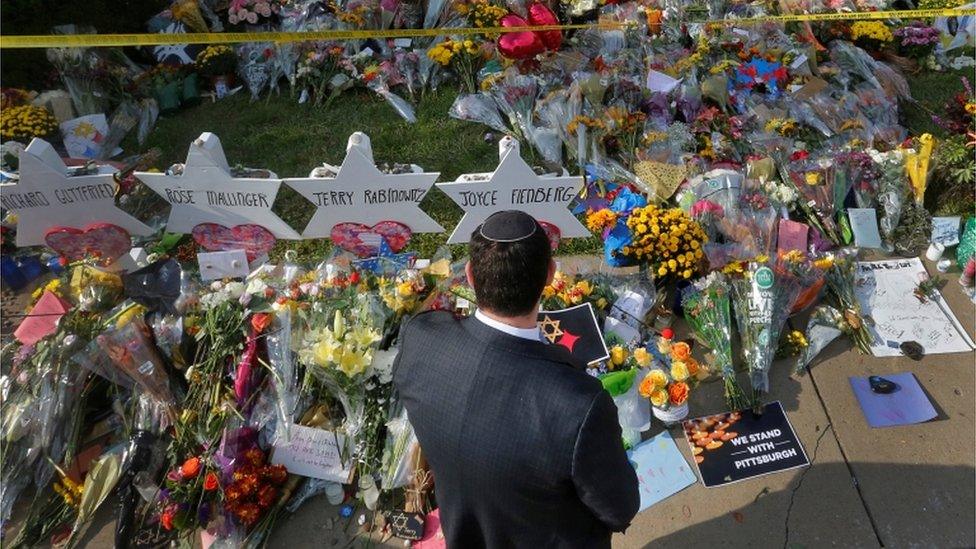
[[246, 11, 258, 23]]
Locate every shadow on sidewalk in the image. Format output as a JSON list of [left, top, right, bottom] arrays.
[[627, 461, 976, 549]]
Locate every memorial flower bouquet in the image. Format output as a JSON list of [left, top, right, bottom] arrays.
[[728, 257, 809, 410], [681, 272, 745, 410], [195, 45, 237, 79], [427, 38, 488, 94], [0, 104, 59, 143], [814, 248, 873, 353], [541, 271, 616, 313], [621, 203, 708, 280], [893, 22, 941, 60]]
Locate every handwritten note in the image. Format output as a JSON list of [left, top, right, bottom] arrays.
[[197, 250, 250, 281], [930, 216, 961, 246], [271, 424, 354, 483], [777, 219, 809, 253], [848, 208, 882, 249], [855, 258, 975, 357], [627, 431, 696, 512]]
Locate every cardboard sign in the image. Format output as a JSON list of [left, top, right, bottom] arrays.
[[855, 258, 975, 357], [604, 316, 641, 347], [0, 138, 152, 247], [608, 289, 652, 330], [849, 373, 937, 428], [135, 133, 301, 240], [60, 114, 109, 159], [197, 250, 250, 281], [284, 133, 443, 239], [847, 208, 883, 249], [683, 402, 809, 488], [930, 216, 961, 246], [15, 290, 73, 345], [627, 431, 697, 512], [537, 303, 610, 365], [271, 424, 354, 483], [777, 219, 809, 253], [438, 138, 587, 244]]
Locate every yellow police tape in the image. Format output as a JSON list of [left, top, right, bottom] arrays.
[[0, 8, 972, 48]]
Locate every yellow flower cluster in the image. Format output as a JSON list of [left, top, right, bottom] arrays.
[[966, 103, 976, 115], [455, 0, 507, 28], [30, 278, 63, 305], [623, 205, 707, 279], [53, 476, 84, 508], [0, 104, 59, 143], [379, 275, 423, 315], [312, 310, 381, 378], [337, 6, 369, 26], [427, 39, 480, 66], [196, 45, 233, 66], [669, 37, 711, 75], [709, 59, 739, 75], [642, 130, 667, 144], [542, 271, 604, 308], [195, 45, 235, 75], [764, 117, 798, 137], [566, 115, 605, 135], [585, 208, 618, 233], [850, 21, 894, 43]]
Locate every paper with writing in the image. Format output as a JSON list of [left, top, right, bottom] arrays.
[[855, 258, 975, 357], [847, 208, 882, 249], [271, 424, 354, 483], [627, 431, 696, 512], [930, 216, 961, 246]]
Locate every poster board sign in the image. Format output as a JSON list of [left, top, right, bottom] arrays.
[[682, 402, 809, 488], [537, 302, 610, 365], [627, 430, 697, 511], [438, 138, 587, 244], [271, 424, 354, 483], [930, 216, 961, 246], [855, 258, 975, 357]]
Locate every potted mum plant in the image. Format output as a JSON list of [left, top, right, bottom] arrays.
[[195, 46, 238, 97]]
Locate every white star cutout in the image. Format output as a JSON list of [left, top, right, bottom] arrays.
[[135, 132, 301, 240], [437, 138, 587, 244], [0, 138, 152, 247], [284, 133, 443, 238]]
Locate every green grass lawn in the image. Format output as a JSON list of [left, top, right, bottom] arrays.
[[130, 70, 969, 261]]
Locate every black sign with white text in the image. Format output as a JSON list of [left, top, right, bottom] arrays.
[[682, 401, 809, 488]]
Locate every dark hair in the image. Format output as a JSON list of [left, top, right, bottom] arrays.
[[468, 222, 552, 317]]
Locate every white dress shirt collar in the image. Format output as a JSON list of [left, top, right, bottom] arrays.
[[474, 309, 542, 342]]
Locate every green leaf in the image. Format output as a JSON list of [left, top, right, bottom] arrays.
[[67, 453, 122, 547]]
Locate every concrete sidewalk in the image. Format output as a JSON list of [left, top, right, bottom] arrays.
[[61, 266, 976, 548]]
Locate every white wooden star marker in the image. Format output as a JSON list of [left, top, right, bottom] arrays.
[[135, 132, 300, 240], [283, 132, 444, 238], [0, 138, 152, 247], [437, 137, 587, 244]]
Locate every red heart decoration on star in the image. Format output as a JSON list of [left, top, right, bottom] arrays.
[[45, 223, 132, 266], [330, 221, 412, 258], [497, 4, 562, 59], [192, 223, 277, 262]]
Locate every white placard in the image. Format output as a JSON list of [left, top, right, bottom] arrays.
[[284, 132, 443, 238], [198, 249, 250, 280], [609, 289, 651, 330], [604, 315, 641, 347], [646, 70, 681, 94], [437, 138, 587, 244], [0, 138, 153, 247], [931, 216, 961, 246], [271, 424, 354, 483], [135, 132, 301, 240], [855, 258, 975, 357], [848, 208, 882, 249]]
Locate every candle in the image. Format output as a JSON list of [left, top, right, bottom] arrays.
[[925, 242, 945, 262]]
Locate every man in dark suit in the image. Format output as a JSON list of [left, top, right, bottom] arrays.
[[394, 210, 640, 548]]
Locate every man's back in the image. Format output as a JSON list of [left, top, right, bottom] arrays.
[[394, 311, 640, 548]]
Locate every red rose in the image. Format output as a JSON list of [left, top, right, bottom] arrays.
[[203, 471, 219, 491], [349, 271, 361, 285], [161, 510, 175, 531]]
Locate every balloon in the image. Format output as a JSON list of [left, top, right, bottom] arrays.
[[527, 3, 561, 51], [498, 14, 545, 59]]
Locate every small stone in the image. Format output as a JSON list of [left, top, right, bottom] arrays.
[[869, 375, 897, 394], [483, 132, 495, 144]]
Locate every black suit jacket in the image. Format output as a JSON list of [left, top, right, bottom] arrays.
[[393, 311, 640, 548]]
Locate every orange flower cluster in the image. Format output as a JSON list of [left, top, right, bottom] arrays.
[[224, 448, 288, 527]]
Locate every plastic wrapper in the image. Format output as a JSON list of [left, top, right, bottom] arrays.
[[449, 93, 507, 133], [604, 369, 649, 447], [681, 273, 744, 410], [795, 305, 844, 374], [490, 72, 539, 143], [123, 258, 183, 315], [380, 407, 421, 490], [237, 43, 275, 101], [72, 316, 178, 419], [368, 80, 417, 123], [606, 273, 655, 331], [267, 309, 300, 446], [71, 265, 124, 312], [136, 98, 160, 146], [730, 259, 807, 405]]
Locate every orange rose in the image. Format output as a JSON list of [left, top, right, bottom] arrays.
[[670, 341, 691, 362], [669, 382, 689, 406], [180, 457, 201, 480], [251, 313, 273, 334], [638, 375, 656, 398], [686, 358, 699, 376], [203, 471, 219, 491]]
